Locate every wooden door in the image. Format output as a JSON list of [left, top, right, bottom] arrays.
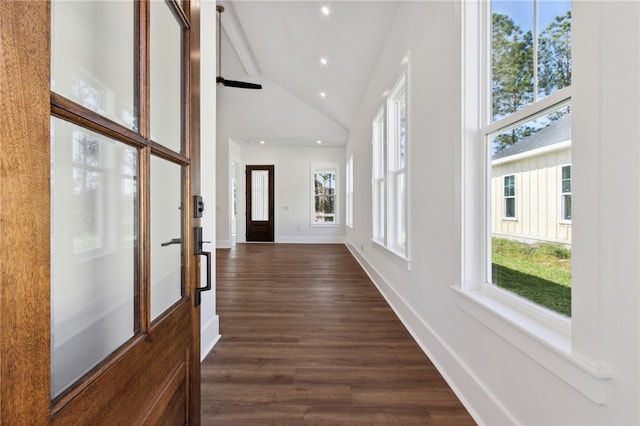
[[0, 0, 203, 423], [246, 165, 275, 242]]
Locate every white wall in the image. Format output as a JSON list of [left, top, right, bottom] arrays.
[[200, 0, 220, 359], [235, 145, 345, 244], [345, 2, 639, 425]]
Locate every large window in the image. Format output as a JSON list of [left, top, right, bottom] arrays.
[[487, 0, 572, 316], [371, 74, 408, 258], [461, 0, 612, 403], [372, 108, 385, 242], [312, 165, 337, 224]]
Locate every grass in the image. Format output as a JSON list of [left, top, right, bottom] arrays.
[[491, 237, 572, 317]]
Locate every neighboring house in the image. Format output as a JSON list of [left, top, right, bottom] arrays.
[[491, 113, 572, 246]]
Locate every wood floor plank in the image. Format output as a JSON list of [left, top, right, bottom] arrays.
[[202, 244, 475, 425]]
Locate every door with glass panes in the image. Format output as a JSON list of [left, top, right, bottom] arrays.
[[0, 0, 203, 423]]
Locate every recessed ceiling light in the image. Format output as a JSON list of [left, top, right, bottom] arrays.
[[320, 92, 326, 98], [321, 6, 330, 16], [317, 140, 322, 144], [260, 140, 265, 144], [320, 57, 328, 66]]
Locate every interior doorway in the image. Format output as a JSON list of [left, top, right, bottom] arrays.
[[246, 165, 275, 242]]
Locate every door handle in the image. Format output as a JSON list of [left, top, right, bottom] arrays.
[[160, 238, 181, 247], [194, 227, 211, 307]]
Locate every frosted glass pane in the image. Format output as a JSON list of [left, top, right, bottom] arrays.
[[151, 156, 183, 321], [251, 170, 269, 221], [50, 118, 137, 398], [150, 0, 182, 152], [51, 1, 136, 130]]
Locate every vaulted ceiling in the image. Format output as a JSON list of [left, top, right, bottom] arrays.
[[216, 1, 399, 147]]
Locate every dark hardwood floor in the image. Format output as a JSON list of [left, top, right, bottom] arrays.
[[201, 243, 475, 425]]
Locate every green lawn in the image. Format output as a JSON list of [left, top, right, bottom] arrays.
[[491, 237, 572, 317]]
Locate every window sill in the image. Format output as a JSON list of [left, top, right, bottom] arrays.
[[371, 239, 411, 271], [559, 220, 572, 225], [451, 285, 610, 404], [501, 217, 518, 222]]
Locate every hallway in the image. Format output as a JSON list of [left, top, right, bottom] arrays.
[[201, 244, 475, 424]]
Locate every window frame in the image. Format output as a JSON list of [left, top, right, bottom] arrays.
[[370, 73, 409, 262], [560, 164, 572, 223], [457, 0, 609, 405], [502, 174, 516, 219], [346, 155, 354, 228], [310, 163, 339, 226], [387, 75, 408, 254], [372, 107, 386, 243]]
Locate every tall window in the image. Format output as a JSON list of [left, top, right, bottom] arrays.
[[388, 75, 407, 252], [372, 108, 385, 242], [346, 155, 354, 228], [312, 165, 337, 224], [561, 165, 571, 221], [487, 0, 572, 316], [371, 73, 408, 257], [503, 175, 516, 218]]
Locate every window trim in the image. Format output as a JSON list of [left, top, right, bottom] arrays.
[[560, 163, 572, 223], [310, 163, 339, 226], [502, 174, 516, 219], [457, 0, 609, 404], [372, 106, 386, 244], [345, 155, 354, 228], [371, 72, 409, 261]]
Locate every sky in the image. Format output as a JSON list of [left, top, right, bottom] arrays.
[[492, 0, 571, 34]]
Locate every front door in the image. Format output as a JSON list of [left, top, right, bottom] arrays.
[[246, 165, 275, 242], [0, 1, 202, 423]]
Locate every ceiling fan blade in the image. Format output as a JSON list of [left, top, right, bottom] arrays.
[[217, 76, 262, 90]]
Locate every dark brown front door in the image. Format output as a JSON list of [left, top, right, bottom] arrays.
[[0, 1, 202, 423], [246, 165, 275, 242]]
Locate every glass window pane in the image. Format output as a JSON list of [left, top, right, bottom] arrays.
[[51, 1, 136, 130], [151, 156, 183, 321], [150, 0, 182, 152], [398, 94, 406, 169], [490, 106, 572, 316], [51, 118, 137, 398], [313, 170, 336, 223], [491, 1, 534, 121], [563, 195, 572, 221], [537, 1, 572, 99], [251, 170, 270, 221], [396, 172, 406, 248]]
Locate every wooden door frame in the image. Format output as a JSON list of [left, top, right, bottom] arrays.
[[0, 1, 203, 422], [0, 1, 52, 422]]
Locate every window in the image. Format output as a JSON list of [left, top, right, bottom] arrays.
[[459, 0, 610, 404], [346, 155, 354, 228], [371, 73, 408, 258], [388, 75, 407, 252], [487, 0, 572, 317], [503, 175, 516, 218], [372, 108, 385, 242], [561, 165, 571, 221], [312, 165, 337, 224]]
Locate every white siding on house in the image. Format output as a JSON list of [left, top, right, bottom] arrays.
[[491, 146, 572, 245]]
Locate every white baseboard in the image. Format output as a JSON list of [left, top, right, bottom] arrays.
[[201, 314, 220, 361], [216, 240, 232, 249], [276, 236, 345, 244], [345, 242, 516, 426]]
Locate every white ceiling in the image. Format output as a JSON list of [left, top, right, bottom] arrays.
[[216, 1, 399, 147]]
